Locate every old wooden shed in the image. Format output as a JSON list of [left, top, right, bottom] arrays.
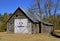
[[7, 7, 54, 34]]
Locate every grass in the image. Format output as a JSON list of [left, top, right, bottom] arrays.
[[55, 30, 60, 36], [0, 32, 60, 41]]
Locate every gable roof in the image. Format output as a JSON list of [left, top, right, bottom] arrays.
[[7, 7, 40, 23], [7, 7, 54, 25]]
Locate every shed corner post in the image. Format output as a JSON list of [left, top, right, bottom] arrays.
[[52, 25, 55, 33], [39, 22, 41, 33]]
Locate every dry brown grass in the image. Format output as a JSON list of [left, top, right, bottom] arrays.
[[0, 32, 60, 41], [55, 30, 60, 35]]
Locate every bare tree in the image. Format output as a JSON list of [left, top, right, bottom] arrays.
[[44, 0, 54, 17], [44, 0, 60, 17], [54, 0, 60, 17], [28, 0, 43, 20], [37, 0, 42, 20]]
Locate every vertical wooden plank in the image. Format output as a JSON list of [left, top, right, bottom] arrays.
[[41, 23, 43, 33], [39, 22, 41, 33], [36, 24, 39, 33]]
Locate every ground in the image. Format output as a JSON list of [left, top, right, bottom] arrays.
[[0, 32, 60, 41], [55, 30, 60, 36]]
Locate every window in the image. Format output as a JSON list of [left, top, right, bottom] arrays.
[[16, 15, 18, 17]]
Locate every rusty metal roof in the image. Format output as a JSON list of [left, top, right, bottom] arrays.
[[20, 7, 40, 23], [20, 7, 54, 25]]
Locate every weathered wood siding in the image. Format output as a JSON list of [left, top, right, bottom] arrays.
[[41, 23, 54, 34]]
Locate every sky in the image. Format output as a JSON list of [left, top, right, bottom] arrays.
[[0, 0, 60, 15], [0, 0, 34, 15]]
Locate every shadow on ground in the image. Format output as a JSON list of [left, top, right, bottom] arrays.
[[51, 32, 60, 38]]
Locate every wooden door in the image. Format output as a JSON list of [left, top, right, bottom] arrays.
[[14, 19, 29, 34]]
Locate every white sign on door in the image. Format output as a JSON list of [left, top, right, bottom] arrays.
[[14, 19, 28, 33]]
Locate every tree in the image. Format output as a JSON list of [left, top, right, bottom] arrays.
[[2, 13, 9, 23], [28, 0, 43, 20], [0, 13, 9, 31], [0, 13, 2, 22], [9, 13, 12, 17], [44, 0, 54, 18], [54, 0, 60, 17], [0, 13, 3, 31], [44, 0, 60, 17]]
